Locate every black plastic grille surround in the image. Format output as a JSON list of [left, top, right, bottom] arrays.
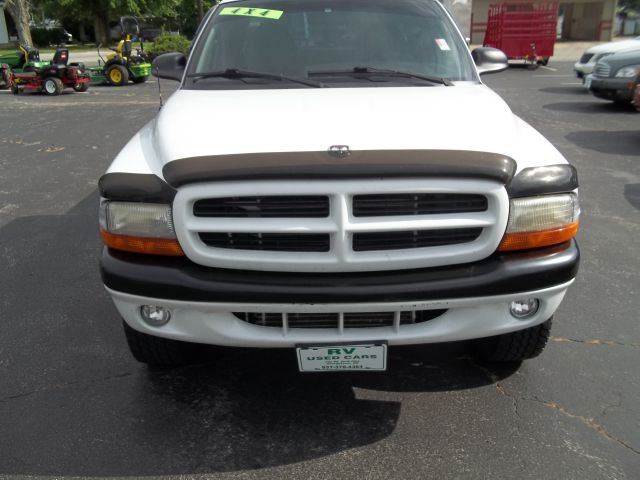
[[352, 193, 487, 217], [353, 228, 483, 251], [194, 196, 329, 218], [198, 232, 330, 252], [233, 310, 447, 328]]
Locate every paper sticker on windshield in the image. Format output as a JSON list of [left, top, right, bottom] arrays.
[[435, 38, 451, 51], [220, 7, 284, 20]]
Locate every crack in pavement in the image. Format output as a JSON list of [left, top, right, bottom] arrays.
[[550, 336, 640, 348], [0, 372, 133, 404], [464, 357, 640, 456]]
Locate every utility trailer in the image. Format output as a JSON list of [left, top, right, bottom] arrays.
[[484, 1, 558, 66]]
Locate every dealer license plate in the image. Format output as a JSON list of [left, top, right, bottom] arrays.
[[297, 344, 387, 372]]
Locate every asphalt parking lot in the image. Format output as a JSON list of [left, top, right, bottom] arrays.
[[0, 63, 638, 479]]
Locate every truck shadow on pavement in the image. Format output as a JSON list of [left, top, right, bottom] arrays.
[[538, 86, 588, 96], [0, 191, 517, 476], [543, 101, 638, 115], [565, 130, 640, 156]]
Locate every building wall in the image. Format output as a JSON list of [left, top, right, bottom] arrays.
[[470, 0, 615, 45]]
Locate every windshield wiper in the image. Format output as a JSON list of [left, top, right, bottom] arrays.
[[188, 68, 325, 88], [308, 67, 453, 86]]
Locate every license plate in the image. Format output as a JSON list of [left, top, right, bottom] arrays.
[[297, 344, 387, 372], [585, 76, 592, 89]]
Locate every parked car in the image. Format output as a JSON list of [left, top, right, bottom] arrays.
[[574, 36, 640, 80], [586, 50, 640, 104], [99, 0, 580, 370]]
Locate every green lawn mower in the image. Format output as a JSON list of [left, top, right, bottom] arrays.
[[88, 17, 151, 86], [0, 45, 51, 89]]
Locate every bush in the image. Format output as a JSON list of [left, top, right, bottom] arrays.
[[31, 28, 67, 47], [147, 34, 191, 57]]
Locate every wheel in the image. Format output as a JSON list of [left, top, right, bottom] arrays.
[[473, 318, 552, 362], [122, 320, 204, 366], [73, 82, 89, 92], [43, 76, 63, 95], [132, 75, 148, 84], [106, 64, 129, 86]]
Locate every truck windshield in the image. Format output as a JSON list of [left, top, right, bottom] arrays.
[[188, 0, 476, 88]]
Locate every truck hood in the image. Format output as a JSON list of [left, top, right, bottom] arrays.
[[116, 84, 565, 179]]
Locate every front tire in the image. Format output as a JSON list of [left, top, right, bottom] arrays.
[[123, 321, 203, 367], [106, 64, 129, 86], [43, 76, 64, 95], [73, 82, 89, 92], [473, 318, 552, 362]]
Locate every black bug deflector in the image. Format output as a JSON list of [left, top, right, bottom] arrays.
[[161, 150, 517, 188]]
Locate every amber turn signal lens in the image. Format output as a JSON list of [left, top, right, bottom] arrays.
[[100, 229, 184, 256], [498, 222, 579, 252]]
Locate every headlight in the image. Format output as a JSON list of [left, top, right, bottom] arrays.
[[615, 65, 640, 78], [99, 200, 184, 256], [498, 193, 580, 251]]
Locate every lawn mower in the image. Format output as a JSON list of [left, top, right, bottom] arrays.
[[0, 45, 50, 89], [9, 47, 90, 95], [88, 17, 152, 86]]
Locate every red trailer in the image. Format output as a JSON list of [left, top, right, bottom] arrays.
[[483, 1, 558, 66]]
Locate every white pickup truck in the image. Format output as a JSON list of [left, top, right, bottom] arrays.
[[99, 0, 580, 371]]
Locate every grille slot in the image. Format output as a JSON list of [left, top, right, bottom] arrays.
[[353, 228, 483, 251], [199, 233, 330, 252], [594, 63, 611, 78], [579, 53, 594, 64], [233, 310, 447, 328], [353, 193, 487, 217], [194, 196, 329, 218]]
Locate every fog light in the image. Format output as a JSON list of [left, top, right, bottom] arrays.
[[140, 305, 171, 326], [509, 299, 539, 319]]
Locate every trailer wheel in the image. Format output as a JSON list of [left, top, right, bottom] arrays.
[[43, 77, 64, 95], [73, 82, 89, 92], [106, 64, 129, 86]]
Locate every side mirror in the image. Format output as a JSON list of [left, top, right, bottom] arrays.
[[152, 52, 187, 81], [472, 47, 508, 75]]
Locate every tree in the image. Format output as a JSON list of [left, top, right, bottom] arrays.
[[618, 0, 640, 18], [34, 0, 181, 44], [197, 0, 204, 22], [4, 0, 33, 46]]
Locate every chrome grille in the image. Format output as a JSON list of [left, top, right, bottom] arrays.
[[594, 63, 611, 78], [173, 179, 508, 272], [233, 310, 447, 329]]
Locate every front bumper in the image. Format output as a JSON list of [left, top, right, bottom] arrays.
[[102, 241, 579, 347], [589, 76, 636, 102], [109, 281, 573, 347], [574, 63, 593, 79]]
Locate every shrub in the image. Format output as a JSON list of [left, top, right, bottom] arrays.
[[31, 28, 67, 47], [147, 34, 191, 57]]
